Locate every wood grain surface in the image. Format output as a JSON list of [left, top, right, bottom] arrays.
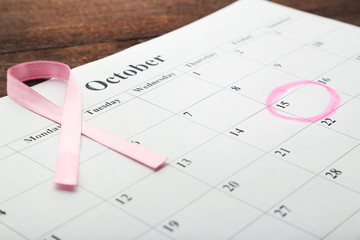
[[1, 0, 360, 97]]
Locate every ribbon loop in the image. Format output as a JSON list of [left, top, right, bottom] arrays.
[[7, 61, 167, 186]]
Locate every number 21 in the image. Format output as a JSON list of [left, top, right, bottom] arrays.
[[274, 148, 290, 157]]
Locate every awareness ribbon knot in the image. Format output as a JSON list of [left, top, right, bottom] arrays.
[[7, 61, 167, 186]]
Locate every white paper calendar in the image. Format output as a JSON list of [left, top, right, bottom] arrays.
[[1, 0, 360, 239]]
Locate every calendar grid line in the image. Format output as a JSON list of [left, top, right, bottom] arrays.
[[227, 206, 322, 240], [0, 178, 53, 237], [6, 146, 54, 172], [0, 221, 30, 240], [37, 188, 156, 240], [108, 172, 221, 239], [224, 13, 296, 46], [351, 55, 360, 64], [265, 94, 360, 145], [130, 168, 266, 240], [82, 93, 134, 120], [133, 228, 177, 240], [168, 157, 267, 212], [125, 69, 184, 98], [178, 106, 271, 154], [4, 121, 59, 148], [321, 207, 360, 239], [261, 174, 330, 236], [0, 149, 16, 162], [313, 97, 360, 141], [268, 140, 360, 195], [82, 92, 132, 114], [315, 143, 360, 193], [34, 189, 108, 240], [105, 165, 171, 202], [0, 176, 53, 205]]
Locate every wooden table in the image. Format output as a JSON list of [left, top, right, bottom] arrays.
[[1, 0, 360, 98]]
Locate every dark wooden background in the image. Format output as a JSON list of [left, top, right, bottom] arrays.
[[1, 0, 360, 98]]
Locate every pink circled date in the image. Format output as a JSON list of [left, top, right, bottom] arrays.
[[266, 80, 341, 122]]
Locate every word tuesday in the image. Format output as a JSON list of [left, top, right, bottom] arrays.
[[85, 55, 165, 91], [85, 99, 120, 115]]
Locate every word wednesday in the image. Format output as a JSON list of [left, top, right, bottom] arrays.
[[85, 55, 165, 91]]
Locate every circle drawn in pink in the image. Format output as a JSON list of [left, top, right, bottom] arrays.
[[266, 81, 341, 122]]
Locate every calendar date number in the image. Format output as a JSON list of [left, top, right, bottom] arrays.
[[274, 205, 291, 217], [176, 158, 192, 168], [163, 220, 179, 232], [222, 181, 239, 192], [116, 194, 133, 204], [325, 168, 342, 179]]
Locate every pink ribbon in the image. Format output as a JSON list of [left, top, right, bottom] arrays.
[[7, 61, 167, 186]]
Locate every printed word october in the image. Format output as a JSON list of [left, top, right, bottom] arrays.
[[85, 55, 165, 91]]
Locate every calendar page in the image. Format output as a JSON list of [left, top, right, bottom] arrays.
[[1, 0, 360, 239]]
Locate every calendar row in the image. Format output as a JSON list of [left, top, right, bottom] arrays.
[[1, 167, 359, 240], [2, 91, 360, 202]]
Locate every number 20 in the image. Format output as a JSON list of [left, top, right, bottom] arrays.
[[222, 181, 239, 192]]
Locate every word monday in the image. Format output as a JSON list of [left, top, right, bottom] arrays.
[[85, 55, 165, 91]]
